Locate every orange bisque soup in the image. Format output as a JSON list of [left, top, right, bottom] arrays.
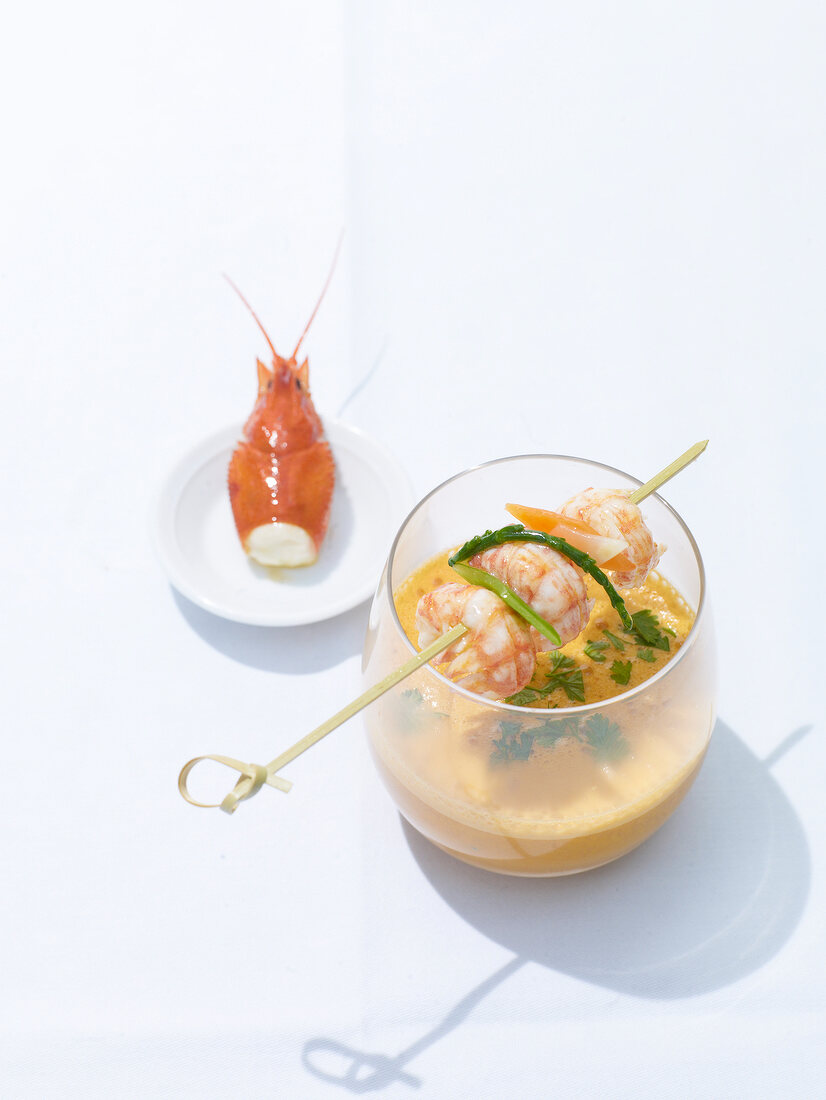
[[363, 547, 711, 876]]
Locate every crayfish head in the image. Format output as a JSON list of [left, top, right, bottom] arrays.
[[243, 355, 323, 454]]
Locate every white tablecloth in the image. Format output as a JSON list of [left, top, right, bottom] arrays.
[[2, 3, 824, 1096]]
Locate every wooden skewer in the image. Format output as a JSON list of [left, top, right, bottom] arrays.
[[178, 442, 707, 813], [178, 622, 467, 814], [628, 440, 707, 505]]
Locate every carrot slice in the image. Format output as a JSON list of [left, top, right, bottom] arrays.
[[505, 503, 633, 571]]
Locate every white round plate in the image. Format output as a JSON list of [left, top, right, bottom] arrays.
[[153, 420, 414, 626]]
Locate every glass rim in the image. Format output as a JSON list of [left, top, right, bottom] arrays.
[[385, 452, 707, 717]]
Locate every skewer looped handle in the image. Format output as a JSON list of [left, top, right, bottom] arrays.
[[178, 754, 293, 815]]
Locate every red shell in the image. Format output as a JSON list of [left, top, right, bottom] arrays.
[[228, 356, 335, 554]]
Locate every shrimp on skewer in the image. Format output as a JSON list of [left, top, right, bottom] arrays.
[[416, 583, 535, 699], [559, 487, 663, 589], [226, 252, 339, 568], [468, 542, 593, 652]]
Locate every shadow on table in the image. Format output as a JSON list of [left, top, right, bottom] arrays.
[[302, 719, 811, 1092], [172, 587, 368, 672]]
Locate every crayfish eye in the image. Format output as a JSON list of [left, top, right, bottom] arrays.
[[295, 377, 302, 391]]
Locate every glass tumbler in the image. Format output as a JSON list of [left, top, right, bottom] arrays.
[[362, 455, 715, 876]]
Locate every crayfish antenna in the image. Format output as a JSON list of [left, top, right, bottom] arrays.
[[291, 232, 344, 360], [223, 274, 280, 361]]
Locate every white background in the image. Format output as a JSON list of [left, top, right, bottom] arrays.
[[2, 2, 824, 1096]]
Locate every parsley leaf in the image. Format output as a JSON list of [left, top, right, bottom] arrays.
[[398, 688, 447, 731], [584, 639, 609, 663], [583, 714, 629, 762], [546, 653, 586, 702], [490, 721, 535, 764], [533, 716, 580, 747], [637, 647, 656, 662], [610, 659, 632, 685], [626, 609, 671, 651], [602, 629, 626, 652], [505, 652, 585, 705], [505, 686, 546, 706]]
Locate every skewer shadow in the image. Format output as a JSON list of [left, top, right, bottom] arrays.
[[172, 588, 369, 673], [302, 957, 524, 1093], [302, 720, 811, 1092]]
